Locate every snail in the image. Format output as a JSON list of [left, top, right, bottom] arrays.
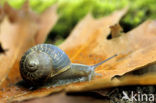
[[20, 44, 117, 86]]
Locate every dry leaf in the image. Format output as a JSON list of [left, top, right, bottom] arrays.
[[22, 92, 109, 103], [0, 8, 127, 102], [109, 23, 123, 38], [0, 2, 58, 103], [1, 6, 156, 103], [62, 19, 156, 92], [61, 17, 156, 92]]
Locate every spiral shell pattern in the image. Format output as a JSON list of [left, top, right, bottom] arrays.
[[20, 44, 71, 84]]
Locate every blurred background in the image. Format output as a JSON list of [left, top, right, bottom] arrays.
[[0, 0, 156, 45]]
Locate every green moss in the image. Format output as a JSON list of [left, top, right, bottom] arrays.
[[50, 0, 129, 41], [0, 0, 25, 9], [1, 0, 156, 43]]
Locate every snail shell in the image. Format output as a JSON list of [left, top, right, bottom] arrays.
[[20, 44, 117, 86], [20, 44, 71, 84]]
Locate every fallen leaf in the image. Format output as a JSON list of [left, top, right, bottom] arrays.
[[0, 1, 58, 103], [109, 23, 123, 38], [1, 5, 156, 103], [0, 6, 4, 22], [0, 8, 127, 102], [61, 17, 156, 92], [62, 20, 156, 92], [22, 92, 109, 103], [35, 4, 58, 44]]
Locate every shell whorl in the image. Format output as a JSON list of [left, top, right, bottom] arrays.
[[20, 44, 71, 84]]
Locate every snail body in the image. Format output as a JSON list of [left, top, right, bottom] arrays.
[[20, 44, 117, 86]]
